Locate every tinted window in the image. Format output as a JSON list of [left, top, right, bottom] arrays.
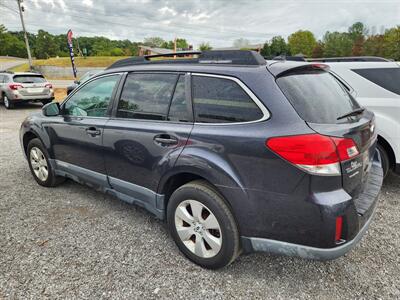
[[168, 76, 190, 122], [64, 75, 120, 117], [13, 75, 46, 83], [192, 76, 263, 123], [117, 73, 178, 120], [352, 68, 400, 96], [277, 70, 360, 124]]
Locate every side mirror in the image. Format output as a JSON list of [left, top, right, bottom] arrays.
[[42, 102, 60, 116], [74, 80, 80, 85]]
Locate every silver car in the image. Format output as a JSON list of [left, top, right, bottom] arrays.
[[0, 72, 54, 109]]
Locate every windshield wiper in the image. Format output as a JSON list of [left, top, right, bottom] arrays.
[[337, 107, 365, 120]]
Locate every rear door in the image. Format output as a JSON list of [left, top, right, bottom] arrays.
[[103, 72, 193, 199], [276, 67, 377, 198]]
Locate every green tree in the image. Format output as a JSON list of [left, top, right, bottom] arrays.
[[383, 26, 400, 60], [269, 36, 289, 56], [199, 42, 212, 51], [260, 42, 271, 57], [348, 22, 368, 42], [288, 30, 316, 57], [363, 35, 385, 57], [312, 42, 324, 58], [0, 26, 26, 58], [34, 30, 58, 59], [323, 31, 352, 57]]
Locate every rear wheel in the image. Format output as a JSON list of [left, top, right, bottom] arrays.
[[3, 95, 13, 109], [167, 180, 240, 269], [27, 138, 64, 187], [377, 143, 390, 178]]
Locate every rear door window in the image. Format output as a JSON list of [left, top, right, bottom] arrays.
[[13, 75, 46, 83], [276, 70, 360, 124], [117, 73, 178, 120], [352, 68, 400, 96], [192, 75, 263, 123]]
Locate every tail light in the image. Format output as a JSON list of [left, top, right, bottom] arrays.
[[45, 83, 53, 89], [9, 83, 23, 90], [266, 134, 359, 175]]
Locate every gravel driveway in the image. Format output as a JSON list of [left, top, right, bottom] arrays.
[[1, 105, 399, 299]]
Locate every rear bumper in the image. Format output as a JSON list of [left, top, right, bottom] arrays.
[[242, 206, 376, 260], [8, 91, 54, 101], [241, 152, 383, 260]]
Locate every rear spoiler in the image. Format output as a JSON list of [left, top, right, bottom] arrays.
[[267, 61, 329, 77]]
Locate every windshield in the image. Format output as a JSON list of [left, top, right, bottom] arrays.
[[13, 75, 46, 84], [277, 70, 360, 124]]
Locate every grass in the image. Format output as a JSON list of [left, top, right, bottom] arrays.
[[33, 56, 128, 68]]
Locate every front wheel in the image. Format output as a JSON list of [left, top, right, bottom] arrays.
[[27, 138, 64, 187], [167, 180, 240, 269]]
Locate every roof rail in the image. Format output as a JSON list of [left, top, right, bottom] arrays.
[[307, 56, 390, 62], [271, 55, 307, 62], [107, 50, 266, 70]]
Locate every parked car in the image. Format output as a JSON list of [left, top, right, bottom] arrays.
[[20, 51, 383, 269], [325, 61, 400, 177], [66, 70, 103, 95], [0, 72, 54, 109]]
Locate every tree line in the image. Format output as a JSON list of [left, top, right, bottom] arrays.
[[259, 23, 399, 60], [0, 22, 399, 60]]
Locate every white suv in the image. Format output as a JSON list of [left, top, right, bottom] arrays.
[[325, 61, 400, 177]]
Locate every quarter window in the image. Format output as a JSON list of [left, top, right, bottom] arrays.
[[64, 75, 120, 117], [192, 76, 263, 123], [117, 73, 178, 120]]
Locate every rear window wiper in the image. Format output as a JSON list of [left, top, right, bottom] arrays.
[[337, 107, 365, 120]]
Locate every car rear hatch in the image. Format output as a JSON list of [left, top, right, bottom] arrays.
[[12, 74, 50, 96], [273, 63, 379, 216]]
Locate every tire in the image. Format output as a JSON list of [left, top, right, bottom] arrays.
[[27, 138, 65, 187], [167, 180, 240, 269], [377, 143, 390, 178], [3, 95, 14, 109]]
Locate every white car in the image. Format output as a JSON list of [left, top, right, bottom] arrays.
[[326, 61, 400, 177]]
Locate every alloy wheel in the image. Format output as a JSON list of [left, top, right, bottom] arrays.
[[30, 147, 49, 182], [174, 199, 222, 258]]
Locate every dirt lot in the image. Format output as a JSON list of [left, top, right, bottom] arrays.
[[0, 105, 399, 299]]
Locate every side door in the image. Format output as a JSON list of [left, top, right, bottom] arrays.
[[44, 73, 122, 187], [102, 72, 193, 205]]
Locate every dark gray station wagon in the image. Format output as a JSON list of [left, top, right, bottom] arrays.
[[20, 51, 383, 269]]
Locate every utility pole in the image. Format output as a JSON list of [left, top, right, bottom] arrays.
[[17, 0, 33, 70]]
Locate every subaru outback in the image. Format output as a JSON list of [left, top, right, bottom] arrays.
[[0, 72, 54, 109], [20, 51, 383, 269]]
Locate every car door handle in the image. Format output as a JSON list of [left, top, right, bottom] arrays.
[[154, 135, 178, 146], [85, 127, 101, 136]]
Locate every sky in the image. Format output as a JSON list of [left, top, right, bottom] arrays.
[[1, 0, 399, 48]]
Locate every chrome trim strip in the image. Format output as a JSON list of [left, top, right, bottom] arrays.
[[191, 72, 271, 125]]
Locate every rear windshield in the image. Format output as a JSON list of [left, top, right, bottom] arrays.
[[352, 68, 400, 96], [13, 75, 46, 83], [277, 70, 360, 124]]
